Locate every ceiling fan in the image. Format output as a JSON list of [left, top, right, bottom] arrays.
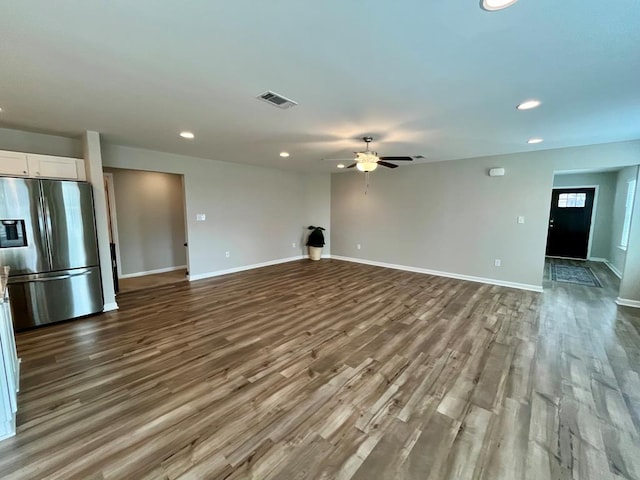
[[327, 137, 418, 172]]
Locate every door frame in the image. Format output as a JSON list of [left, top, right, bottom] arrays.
[[181, 175, 190, 280], [103, 172, 123, 278], [548, 184, 599, 260]]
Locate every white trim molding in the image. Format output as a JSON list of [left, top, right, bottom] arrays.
[[616, 298, 640, 308], [188, 256, 306, 282], [119, 265, 187, 279], [588, 257, 608, 262], [103, 302, 119, 312], [331, 256, 543, 293], [605, 262, 623, 279]]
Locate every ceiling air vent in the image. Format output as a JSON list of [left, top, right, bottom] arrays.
[[256, 91, 298, 109]]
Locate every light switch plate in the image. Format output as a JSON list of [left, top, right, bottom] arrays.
[[196, 213, 206, 222], [517, 216, 525, 224]]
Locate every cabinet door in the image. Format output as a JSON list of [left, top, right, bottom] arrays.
[[0, 303, 17, 413], [28, 155, 80, 180], [0, 151, 29, 177]]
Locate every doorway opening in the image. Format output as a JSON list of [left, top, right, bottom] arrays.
[[543, 167, 638, 299], [103, 168, 188, 294]]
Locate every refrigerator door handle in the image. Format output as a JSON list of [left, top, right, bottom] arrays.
[[42, 197, 55, 268], [25, 270, 91, 282]]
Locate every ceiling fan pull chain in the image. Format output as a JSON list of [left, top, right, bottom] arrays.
[[365, 171, 370, 195]]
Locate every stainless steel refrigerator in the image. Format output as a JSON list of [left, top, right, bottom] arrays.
[[0, 177, 103, 330]]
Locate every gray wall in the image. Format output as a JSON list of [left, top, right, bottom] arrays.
[[331, 140, 640, 290], [553, 172, 617, 260], [104, 168, 187, 276], [0, 127, 82, 157], [610, 166, 639, 276], [101, 143, 331, 278]]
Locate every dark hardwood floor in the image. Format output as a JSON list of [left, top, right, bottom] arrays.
[[1, 259, 639, 479]]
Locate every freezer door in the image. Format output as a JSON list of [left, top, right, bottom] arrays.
[[41, 180, 99, 271], [0, 177, 49, 275], [8, 267, 103, 330]]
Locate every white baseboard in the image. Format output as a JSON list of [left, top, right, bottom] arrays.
[[588, 257, 608, 262], [103, 302, 119, 312], [119, 265, 187, 279], [616, 298, 640, 308], [189, 256, 306, 281], [331, 256, 543, 293], [605, 262, 623, 279]]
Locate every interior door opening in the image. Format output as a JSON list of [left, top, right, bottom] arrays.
[[102, 169, 188, 294]]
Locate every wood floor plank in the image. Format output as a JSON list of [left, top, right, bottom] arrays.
[[0, 258, 638, 479]]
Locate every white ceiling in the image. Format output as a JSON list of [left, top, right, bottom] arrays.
[[1, 1, 639, 172]]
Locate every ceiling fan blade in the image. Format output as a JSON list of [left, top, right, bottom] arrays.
[[379, 156, 414, 161], [346, 163, 358, 169], [377, 161, 399, 169]]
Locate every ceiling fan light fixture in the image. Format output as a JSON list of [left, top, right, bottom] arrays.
[[481, 0, 518, 11], [356, 161, 378, 172], [356, 151, 379, 172]]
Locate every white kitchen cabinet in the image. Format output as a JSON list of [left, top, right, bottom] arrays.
[[0, 150, 86, 181], [27, 154, 86, 181], [0, 281, 19, 441], [0, 151, 29, 177]]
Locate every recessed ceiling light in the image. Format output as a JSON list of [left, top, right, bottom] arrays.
[[516, 99, 541, 111], [481, 0, 518, 11], [179, 131, 195, 139], [279, 152, 290, 158], [337, 164, 345, 169], [528, 138, 544, 144]]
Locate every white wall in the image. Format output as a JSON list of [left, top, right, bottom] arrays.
[[331, 140, 640, 291], [553, 172, 617, 260], [619, 167, 640, 304], [104, 168, 187, 276], [609, 166, 639, 276], [101, 143, 331, 279]]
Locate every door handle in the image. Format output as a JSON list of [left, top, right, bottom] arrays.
[[34, 270, 92, 282]]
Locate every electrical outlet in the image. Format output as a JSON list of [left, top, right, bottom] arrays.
[[196, 213, 206, 222], [357, 244, 361, 250], [517, 216, 525, 224], [225, 251, 230, 258], [494, 259, 501, 267], [292, 242, 296, 248]]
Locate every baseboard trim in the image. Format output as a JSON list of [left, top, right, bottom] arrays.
[[103, 302, 119, 312], [588, 257, 608, 262], [605, 262, 623, 279], [616, 298, 640, 308], [331, 256, 543, 293], [119, 265, 187, 279], [189, 256, 306, 282]]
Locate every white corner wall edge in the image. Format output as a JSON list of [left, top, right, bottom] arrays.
[[103, 302, 119, 312], [188, 256, 306, 281], [605, 262, 623, 279], [615, 298, 640, 308], [119, 265, 187, 279], [331, 256, 544, 293]]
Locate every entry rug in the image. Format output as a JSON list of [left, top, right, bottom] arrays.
[[551, 264, 602, 287]]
